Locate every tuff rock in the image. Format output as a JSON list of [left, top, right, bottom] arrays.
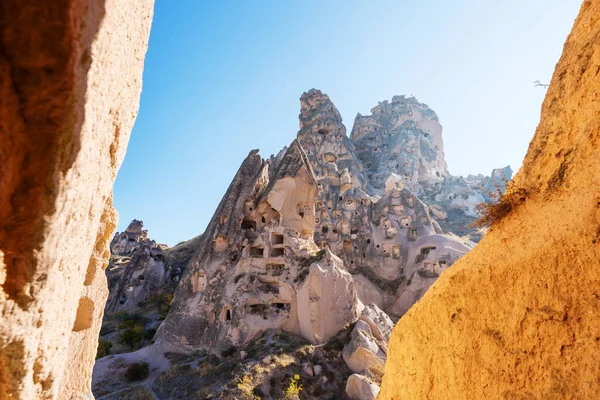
[[96, 92, 510, 398], [0, 1, 153, 398], [379, 1, 600, 398]]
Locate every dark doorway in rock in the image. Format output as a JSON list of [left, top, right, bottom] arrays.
[[241, 219, 256, 230]]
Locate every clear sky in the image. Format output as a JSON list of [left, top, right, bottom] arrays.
[[113, 0, 582, 246]]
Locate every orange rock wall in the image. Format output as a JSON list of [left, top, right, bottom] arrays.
[[0, 1, 153, 398], [379, 1, 600, 398]]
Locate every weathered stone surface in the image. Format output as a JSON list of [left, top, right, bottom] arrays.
[[297, 249, 361, 344], [346, 373, 380, 400], [0, 1, 153, 398], [379, 1, 600, 398], [351, 95, 448, 192], [359, 304, 394, 344], [343, 321, 386, 376], [155, 141, 360, 350]]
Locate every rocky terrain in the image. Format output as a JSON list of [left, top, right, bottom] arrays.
[[94, 90, 510, 399]]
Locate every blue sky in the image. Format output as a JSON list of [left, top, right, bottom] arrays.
[[114, 0, 581, 246]]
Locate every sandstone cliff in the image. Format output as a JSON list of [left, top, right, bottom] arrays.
[[379, 1, 600, 398], [0, 1, 154, 399]]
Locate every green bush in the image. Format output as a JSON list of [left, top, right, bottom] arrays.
[[148, 293, 173, 316], [96, 339, 113, 359], [124, 362, 150, 382], [118, 325, 144, 351]]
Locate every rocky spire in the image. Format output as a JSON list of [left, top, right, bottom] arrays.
[[297, 89, 368, 190], [351, 95, 448, 194]]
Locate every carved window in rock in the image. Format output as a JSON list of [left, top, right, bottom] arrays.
[[267, 264, 285, 275], [393, 245, 401, 259], [250, 247, 264, 258], [271, 232, 284, 246], [399, 217, 410, 228], [221, 306, 233, 322], [270, 247, 285, 258], [343, 240, 353, 254], [420, 246, 436, 255]]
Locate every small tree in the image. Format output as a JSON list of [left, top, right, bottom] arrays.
[[124, 362, 149, 382], [118, 325, 144, 351], [148, 293, 173, 316]]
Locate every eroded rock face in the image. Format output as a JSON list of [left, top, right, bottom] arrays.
[[351, 95, 448, 193], [0, 1, 153, 399], [154, 87, 508, 358], [105, 220, 193, 313], [156, 142, 362, 352], [379, 1, 600, 398]]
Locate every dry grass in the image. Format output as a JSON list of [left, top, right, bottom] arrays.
[[475, 180, 527, 228]]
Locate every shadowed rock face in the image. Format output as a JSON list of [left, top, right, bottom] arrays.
[[379, 1, 600, 398], [0, 1, 153, 399]]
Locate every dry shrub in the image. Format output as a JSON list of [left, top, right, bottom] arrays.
[[476, 180, 527, 228]]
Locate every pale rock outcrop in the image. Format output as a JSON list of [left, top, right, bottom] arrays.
[[0, 1, 153, 399], [346, 373, 380, 400], [297, 90, 473, 317], [350, 95, 512, 242], [351, 95, 448, 193], [153, 88, 492, 360], [103, 219, 201, 316], [359, 304, 394, 344], [379, 1, 600, 398], [297, 249, 361, 344], [105, 219, 173, 313], [343, 323, 386, 376], [342, 304, 393, 397]]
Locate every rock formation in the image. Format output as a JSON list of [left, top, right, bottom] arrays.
[[350, 95, 448, 193], [0, 1, 154, 399], [85, 89, 504, 398], [154, 89, 494, 356], [104, 219, 196, 314], [379, 1, 600, 398]]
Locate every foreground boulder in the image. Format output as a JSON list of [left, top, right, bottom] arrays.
[[379, 1, 600, 398], [346, 373, 380, 400], [0, 1, 153, 398]]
